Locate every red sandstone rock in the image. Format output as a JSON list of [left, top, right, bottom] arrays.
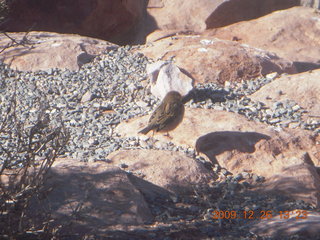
[[0, 31, 117, 71], [138, 35, 296, 85], [2, 0, 146, 45], [26, 159, 153, 234], [249, 70, 320, 120], [107, 149, 214, 195], [206, 7, 320, 65], [147, 0, 299, 32]]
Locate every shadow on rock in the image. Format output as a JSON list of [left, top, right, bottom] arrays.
[[293, 61, 320, 73], [195, 131, 270, 164], [26, 166, 153, 237], [182, 88, 232, 104]]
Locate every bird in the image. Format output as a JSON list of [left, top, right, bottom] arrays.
[[139, 91, 185, 135]]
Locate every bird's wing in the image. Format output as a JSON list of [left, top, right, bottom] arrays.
[[157, 102, 181, 130]]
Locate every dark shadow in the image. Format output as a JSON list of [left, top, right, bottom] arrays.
[[182, 87, 232, 104], [195, 131, 271, 164], [205, 0, 300, 29], [293, 61, 320, 73], [127, 174, 172, 202], [24, 167, 155, 237], [0, 0, 158, 46], [4, 157, 319, 239], [179, 67, 196, 85]]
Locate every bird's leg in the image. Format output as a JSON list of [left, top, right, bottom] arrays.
[[164, 132, 173, 139]]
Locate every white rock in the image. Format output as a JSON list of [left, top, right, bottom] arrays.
[[149, 61, 194, 100]]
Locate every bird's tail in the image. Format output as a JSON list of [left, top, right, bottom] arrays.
[[138, 125, 153, 134]]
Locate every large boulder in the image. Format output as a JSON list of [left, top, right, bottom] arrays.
[[2, 0, 147, 45], [147, 0, 300, 32], [0, 31, 117, 71], [138, 35, 296, 85], [107, 149, 215, 195], [206, 7, 320, 66], [25, 159, 153, 235]]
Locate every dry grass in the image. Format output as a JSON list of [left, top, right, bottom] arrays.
[[0, 84, 70, 239]]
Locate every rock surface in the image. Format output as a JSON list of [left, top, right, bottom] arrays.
[[138, 35, 296, 85], [0, 32, 118, 71], [107, 149, 214, 194], [249, 210, 320, 237], [27, 159, 153, 234], [147, 0, 300, 31], [206, 7, 320, 65], [116, 108, 320, 206], [249, 69, 320, 119]]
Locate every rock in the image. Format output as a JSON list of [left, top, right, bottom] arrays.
[[116, 108, 320, 206], [300, 0, 320, 9], [0, 32, 118, 71], [147, 0, 299, 32], [81, 90, 94, 103], [249, 70, 320, 120], [147, 61, 194, 99], [205, 0, 300, 29], [206, 7, 320, 66], [138, 35, 296, 85], [147, 0, 218, 32], [3, 0, 147, 45], [107, 149, 215, 195], [10, 158, 154, 235], [249, 210, 320, 238]]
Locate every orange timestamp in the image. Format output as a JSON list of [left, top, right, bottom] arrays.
[[211, 210, 308, 220]]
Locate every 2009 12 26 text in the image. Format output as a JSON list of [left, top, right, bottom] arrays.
[[211, 210, 308, 220]]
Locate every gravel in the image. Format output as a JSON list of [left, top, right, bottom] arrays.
[[0, 46, 318, 239], [1, 47, 319, 164]]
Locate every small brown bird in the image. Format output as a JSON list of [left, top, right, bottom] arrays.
[[139, 91, 185, 135]]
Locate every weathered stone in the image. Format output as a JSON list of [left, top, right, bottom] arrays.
[[147, 61, 194, 99], [206, 7, 320, 66], [138, 35, 296, 85], [107, 149, 215, 195], [0, 32, 118, 71], [26, 159, 153, 234]]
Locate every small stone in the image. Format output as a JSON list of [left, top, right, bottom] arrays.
[[220, 168, 228, 176], [120, 163, 128, 169], [241, 172, 250, 179], [234, 173, 243, 181], [292, 105, 301, 111], [288, 122, 300, 129], [269, 118, 281, 124], [266, 72, 278, 80], [81, 90, 94, 102]]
